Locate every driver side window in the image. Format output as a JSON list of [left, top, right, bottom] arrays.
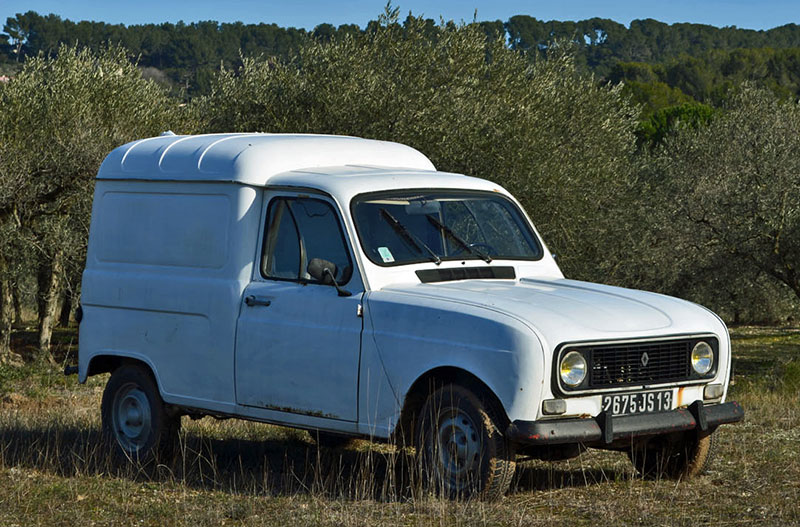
[[261, 197, 353, 284]]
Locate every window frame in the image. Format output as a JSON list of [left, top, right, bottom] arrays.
[[260, 194, 355, 286]]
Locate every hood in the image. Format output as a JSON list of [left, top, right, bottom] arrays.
[[381, 277, 723, 348]]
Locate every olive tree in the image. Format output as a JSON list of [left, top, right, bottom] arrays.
[[0, 124, 35, 363], [629, 86, 800, 321], [0, 44, 182, 359], [194, 12, 640, 283]]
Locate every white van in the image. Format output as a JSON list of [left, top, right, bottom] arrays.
[[79, 133, 742, 500]]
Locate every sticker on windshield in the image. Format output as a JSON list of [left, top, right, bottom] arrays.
[[377, 246, 395, 263]]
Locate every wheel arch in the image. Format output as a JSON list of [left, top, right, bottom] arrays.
[[86, 353, 162, 393], [393, 366, 509, 444]]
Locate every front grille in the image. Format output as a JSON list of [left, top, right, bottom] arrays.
[[588, 340, 692, 388]]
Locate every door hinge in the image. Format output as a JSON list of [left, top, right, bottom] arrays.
[[357, 304, 363, 317]]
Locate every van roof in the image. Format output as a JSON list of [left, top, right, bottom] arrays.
[[97, 133, 438, 186]]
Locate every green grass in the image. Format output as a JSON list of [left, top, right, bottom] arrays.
[[0, 326, 798, 525]]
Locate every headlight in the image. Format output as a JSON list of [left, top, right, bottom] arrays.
[[560, 351, 587, 387], [691, 341, 714, 375]]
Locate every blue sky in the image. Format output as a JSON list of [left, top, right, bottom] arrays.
[[2, 0, 798, 31]]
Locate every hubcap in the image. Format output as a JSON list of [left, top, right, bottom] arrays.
[[434, 408, 481, 489], [112, 383, 152, 454]]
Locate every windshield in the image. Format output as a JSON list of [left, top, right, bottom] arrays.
[[352, 190, 542, 266]]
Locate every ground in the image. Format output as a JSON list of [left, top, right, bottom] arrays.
[[0, 327, 797, 526]]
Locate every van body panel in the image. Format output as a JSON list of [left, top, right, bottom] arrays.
[[98, 133, 436, 183], [79, 180, 262, 406], [233, 189, 367, 422], [234, 282, 364, 421]]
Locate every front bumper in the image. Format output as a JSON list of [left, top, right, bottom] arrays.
[[506, 400, 744, 446]]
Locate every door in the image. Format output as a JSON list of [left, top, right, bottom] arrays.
[[234, 194, 363, 421]]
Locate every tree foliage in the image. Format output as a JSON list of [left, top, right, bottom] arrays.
[[625, 86, 800, 322], [0, 44, 182, 356], [6, 10, 800, 101], [194, 14, 639, 282], [610, 48, 800, 105], [637, 101, 715, 147], [506, 16, 800, 76]]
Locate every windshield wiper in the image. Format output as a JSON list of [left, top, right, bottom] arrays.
[[426, 214, 492, 263], [379, 208, 441, 265]]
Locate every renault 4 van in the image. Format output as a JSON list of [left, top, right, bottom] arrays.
[[78, 133, 743, 500]]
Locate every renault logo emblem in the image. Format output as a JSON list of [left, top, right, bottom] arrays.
[[641, 352, 650, 367]]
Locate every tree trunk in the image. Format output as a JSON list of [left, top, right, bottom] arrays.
[[11, 284, 23, 327], [0, 276, 13, 358], [38, 251, 64, 359], [58, 290, 72, 328], [0, 255, 22, 365], [37, 263, 48, 322]]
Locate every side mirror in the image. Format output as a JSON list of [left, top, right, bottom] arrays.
[[307, 258, 337, 285], [307, 258, 352, 297]]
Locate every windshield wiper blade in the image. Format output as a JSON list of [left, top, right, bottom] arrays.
[[426, 214, 492, 263], [380, 208, 441, 265]]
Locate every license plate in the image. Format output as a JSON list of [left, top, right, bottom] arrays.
[[601, 390, 673, 416]]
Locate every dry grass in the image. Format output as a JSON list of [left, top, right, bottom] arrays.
[[0, 327, 798, 525]]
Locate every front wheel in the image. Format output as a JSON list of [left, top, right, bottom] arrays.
[[416, 384, 516, 501], [101, 364, 180, 466], [629, 432, 716, 479]]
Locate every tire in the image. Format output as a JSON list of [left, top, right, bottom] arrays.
[[101, 364, 180, 466], [629, 432, 716, 480], [416, 384, 516, 501]]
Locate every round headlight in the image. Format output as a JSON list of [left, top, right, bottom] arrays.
[[691, 341, 714, 375], [560, 351, 587, 388]]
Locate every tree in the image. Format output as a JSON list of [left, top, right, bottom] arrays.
[[0, 44, 183, 359], [630, 86, 800, 320], [3, 13, 34, 61], [637, 101, 715, 147], [194, 11, 639, 283]]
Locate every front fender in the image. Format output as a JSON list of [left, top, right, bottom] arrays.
[[357, 290, 544, 438]]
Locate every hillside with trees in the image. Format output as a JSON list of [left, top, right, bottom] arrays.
[[4, 9, 800, 146], [4, 10, 800, 102]]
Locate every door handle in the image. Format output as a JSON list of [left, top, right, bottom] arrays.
[[245, 295, 272, 307]]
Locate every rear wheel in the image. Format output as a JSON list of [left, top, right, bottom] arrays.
[[629, 432, 716, 479], [101, 364, 180, 466], [416, 384, 516, 501]]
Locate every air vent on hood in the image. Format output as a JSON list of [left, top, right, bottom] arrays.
[[416, 266, 516, 283]]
